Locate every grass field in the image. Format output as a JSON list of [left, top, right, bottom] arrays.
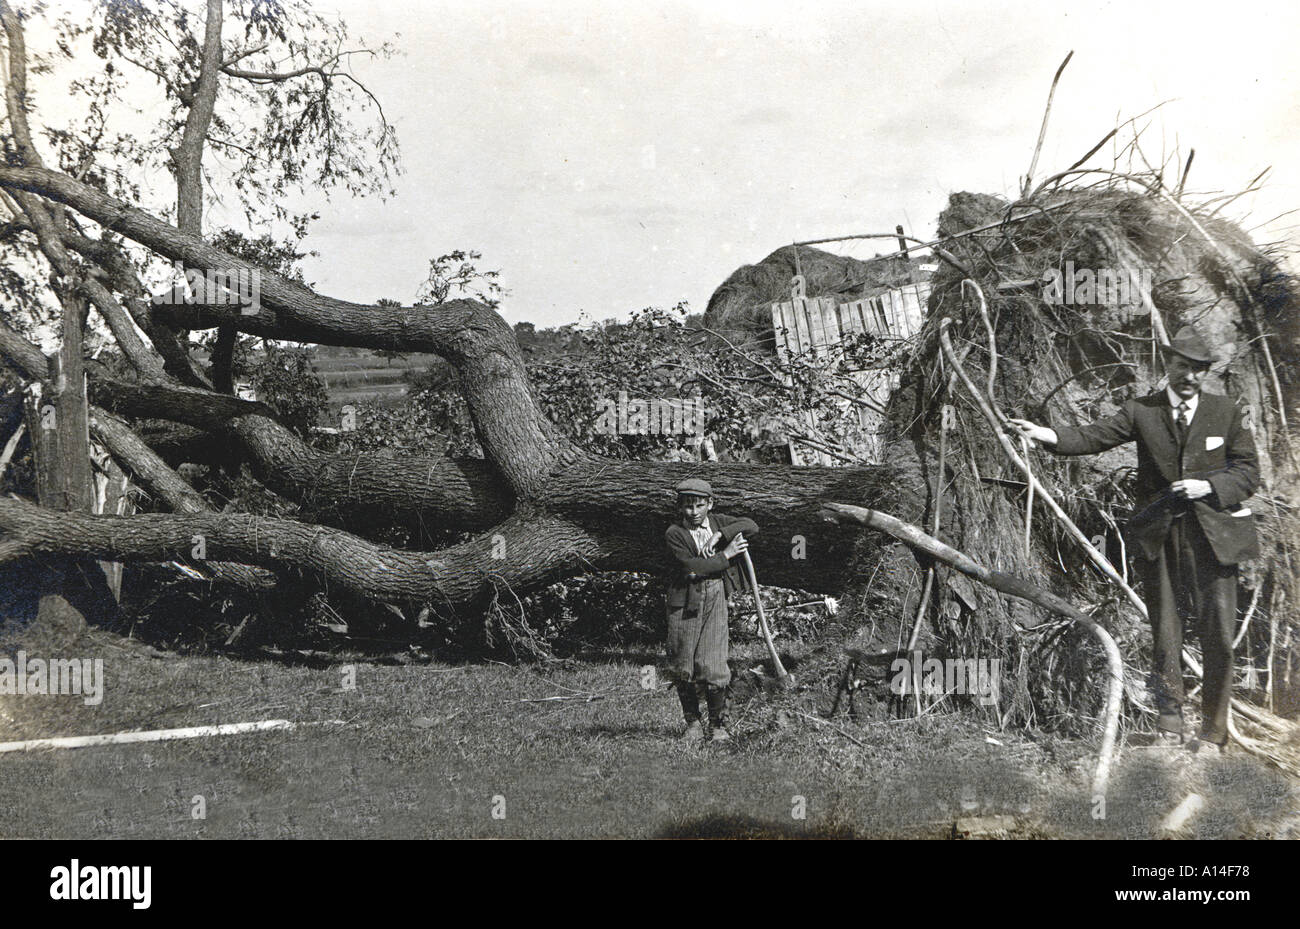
[[312, 350, 435, 412], [1, 628, 1296, 839]]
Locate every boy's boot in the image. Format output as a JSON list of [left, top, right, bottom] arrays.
[[706, 685, 730, 742], [677, 682, 703, 741]]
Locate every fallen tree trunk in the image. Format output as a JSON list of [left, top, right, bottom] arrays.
[[0, 159, 911, 635], [0, 462, 898, 605], [0, 495, 608, 610]]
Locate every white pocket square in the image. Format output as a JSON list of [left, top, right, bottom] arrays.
[[1230, 507, 1252, 518], [1206, 436, 1224, 450]]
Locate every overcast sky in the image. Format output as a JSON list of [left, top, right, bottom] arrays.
[[34, 0, 1300, 329]]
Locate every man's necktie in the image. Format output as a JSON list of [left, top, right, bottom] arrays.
[[1175, 401, 1190, 444]]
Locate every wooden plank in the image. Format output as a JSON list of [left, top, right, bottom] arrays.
[[876, 291, 893, 335], [812, 295, 838, 355], [906, 286, 920, 332], [790, 298, 815, 359], [897, 285, 917, 336], [871, 295, 890, 334], [805, 298, 826, 355], [818, 298, 842, 355], [771, 301, 793, 367], [839, 300, 864, 337], [887, 289, 904, 335], [902, 283, 929, 335]]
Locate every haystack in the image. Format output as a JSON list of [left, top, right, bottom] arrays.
[[704, 244, 928, 345]]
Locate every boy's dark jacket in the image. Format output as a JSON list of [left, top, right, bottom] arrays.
[[665, 513, 759, 612], [1052, 390, 1259, 564]]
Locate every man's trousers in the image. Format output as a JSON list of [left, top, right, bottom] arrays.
[[1139, 513, 1238, 744], [666, 577, 731, 688]]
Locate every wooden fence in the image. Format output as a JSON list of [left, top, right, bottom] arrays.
[[771, 278, 930, 465]]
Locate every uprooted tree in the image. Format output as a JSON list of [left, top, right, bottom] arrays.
[[0, 0, 903, 646]]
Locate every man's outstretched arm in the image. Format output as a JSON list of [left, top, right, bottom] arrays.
[[1008, 402, 1135, 455]]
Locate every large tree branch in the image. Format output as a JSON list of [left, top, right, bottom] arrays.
[[3, 217, 171, 384], [3, 316, 513, 536], [0, 0, 39, 162], [0, 496, 605, 610], [1, 7, 178, 390], [0, 317, 48, 380], [172, 0, 232, 392], [81, 276, 169, 382], [88, 407, 274, 590], [0, 162, 579, 496], [88, 373, 279, 430], [0, 316, 270, 588], [87, 374, 513, 535], [1, 1, 72, 269], [55, 228, 213, 388]]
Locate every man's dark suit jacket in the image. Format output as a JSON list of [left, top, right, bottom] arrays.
[[665, 513, 759, 613], [1052, 391, 1260, 565]]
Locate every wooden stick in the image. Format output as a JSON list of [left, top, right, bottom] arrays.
[[0, 719, 344, 753], [1022, 51, 1074, 198], [795, 709, 865, 747], [1266, 595, 1277, 712], [908, 401, 952, 654], [1232, 581, 1264, 650], [938, 317, 1149, 617], [1176, 148, 1195, 199], [1021, 435, 1035, 556], [819, 501, 1122, 799], [0, 421, 24, 482], [739, 549, 793, 687], [966, 277, 1038, 558]]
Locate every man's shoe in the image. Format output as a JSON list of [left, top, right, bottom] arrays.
[[710, 725, 730, 743], [1187, 736, 1225, 755], [1155, 730, 1184, 747], [682, 720, 704, 742]]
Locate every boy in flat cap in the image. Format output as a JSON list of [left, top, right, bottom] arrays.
[[1009, 326, 1259, 753], [664, 477, 759, 743]]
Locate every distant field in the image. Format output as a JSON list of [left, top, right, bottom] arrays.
[[311, 350, 438, 410]]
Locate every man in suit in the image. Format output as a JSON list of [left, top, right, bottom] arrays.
[[1008, 326, 1259, 752]]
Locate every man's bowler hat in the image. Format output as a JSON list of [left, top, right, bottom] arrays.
[[1162, 326, 1214, 364]]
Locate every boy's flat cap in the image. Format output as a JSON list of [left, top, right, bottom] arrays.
[[674, 477, 713, 498]]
